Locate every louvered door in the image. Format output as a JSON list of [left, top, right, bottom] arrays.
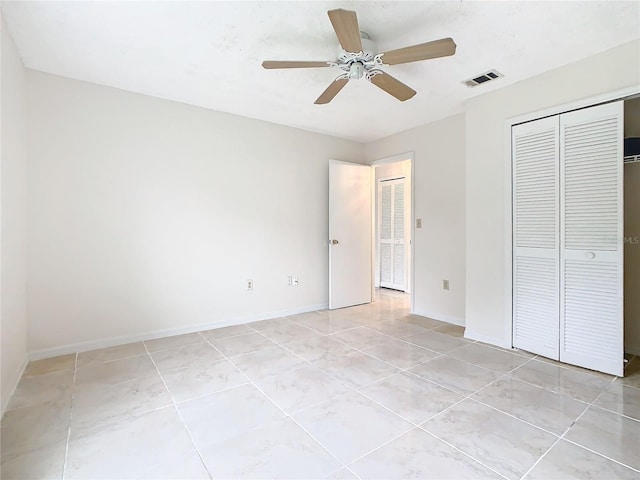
[[380, 183, 393, 287], [379, 178, 406, 291], [559, 102, 623, 376], [392, 182, 405, 288], [512, 117, 560, 359]]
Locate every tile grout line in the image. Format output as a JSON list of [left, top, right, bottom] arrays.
[[324, 331, 518, 396], [247, 315, 640, 478], [561, 437, 640, 474], [460, 361, 604, 439], [189, 319, 622, 472], [421, 427, 512, 480], [465, 396, 566, 438], [142, 341, 213, 480], [244, 322, 446, 402], [238, 323, 413, 399], [350, 362, 518, 479], [244, 317, 528, 417], [293, 322, 522, 384], [593, 368, 640, 422], [517, 374, 626, 479], [200, 335, 351, 475], [31, 299, 634, 480], [344, 353, 539, 479], [291, 326, 443, 380], [533, 357, 619, 380], [201, 331, 349, 457], [187, 322, 605, 423], [341, 424, 421, 476], [473, 357, 615, 407], [209, 317, 547, 402], [408, 357, 541, 480], [57, 347, 180, 447], [214, 327, 398, 420], [170, 380, 252, 406], [340, 377, 507, 479], [588, 403, 640, 424]]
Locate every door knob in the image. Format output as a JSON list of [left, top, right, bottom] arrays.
[[331, 239, 339, 245], [587, 251, 596, 259]]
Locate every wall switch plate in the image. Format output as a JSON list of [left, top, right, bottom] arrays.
[[247, 279, 253, 290], [287, 276, 293, 286], [443, 279, 450, 290], [292, 276, 299, 286], [416, 218, 422, 228]]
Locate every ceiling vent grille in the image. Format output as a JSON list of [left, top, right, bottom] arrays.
[[462, 69, 503, 88]]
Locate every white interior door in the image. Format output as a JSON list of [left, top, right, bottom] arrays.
[[512, 116, 561, 359], [559, 101, 624, 376], [379, 178, 406, 291], [329, 160, 372, 309]]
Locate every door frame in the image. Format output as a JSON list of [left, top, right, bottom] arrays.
[[369, 152, 415, 313], [504, 85, 640, 350]]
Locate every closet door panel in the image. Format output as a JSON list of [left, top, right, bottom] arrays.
[[560, 101, 624, 376], [379, 179, 406, 291], [512, 116, 560, 359], [379, 184, 393, 286], [392, 182, 406, 289]]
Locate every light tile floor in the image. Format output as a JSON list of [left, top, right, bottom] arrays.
[[2, 290, 639, 479]]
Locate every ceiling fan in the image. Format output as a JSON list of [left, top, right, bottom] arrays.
[[262, 9, 456, 104]]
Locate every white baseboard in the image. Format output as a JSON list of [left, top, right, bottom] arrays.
[[464, 328, 511, 350], [1, 357, 28, 418], [28, 303, 328, 361], [412, 308, 465, 327]]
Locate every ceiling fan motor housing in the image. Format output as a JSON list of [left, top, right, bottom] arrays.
[[348, 62, 364, 79]]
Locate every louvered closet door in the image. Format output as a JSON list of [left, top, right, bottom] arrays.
[[560, 102, 623, 376], [512, 117, 560, 359], [379, 178, 406, 291], [392, 182, 405, 288], [380, 183, 393, 287]]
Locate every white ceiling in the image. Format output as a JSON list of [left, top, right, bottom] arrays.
[[2, 1, 639, 143]]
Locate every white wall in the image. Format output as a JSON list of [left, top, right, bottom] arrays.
[[26, 71, 363, 356], [624, 97, 640, 355], [365, 114, 466, 326], [1, 17, 29, 413], [464, 40, 640, 347]]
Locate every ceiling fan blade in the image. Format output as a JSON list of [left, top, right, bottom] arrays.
[[327, 9, 363, 53], [370, 72, 416, 101], [262, 61, 331, 69], [380, 37, 456, 65], [314, 78, 349, 104]]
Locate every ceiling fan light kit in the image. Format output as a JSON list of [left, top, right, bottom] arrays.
[[262, 9, 456, 105]]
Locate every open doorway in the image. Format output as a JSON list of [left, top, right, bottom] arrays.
[[624, 97, 640, 358], [327, 156, 413, 311], [371, 156, 413, 307]]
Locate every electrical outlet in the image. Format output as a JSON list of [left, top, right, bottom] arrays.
[[416, 218, 422, 229], [247, 279, 253, 290], [443, 279, 450, 290], [287, 276, 293, 286]]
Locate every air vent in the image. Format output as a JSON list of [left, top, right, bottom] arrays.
[[462, 69, 503, 88]]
